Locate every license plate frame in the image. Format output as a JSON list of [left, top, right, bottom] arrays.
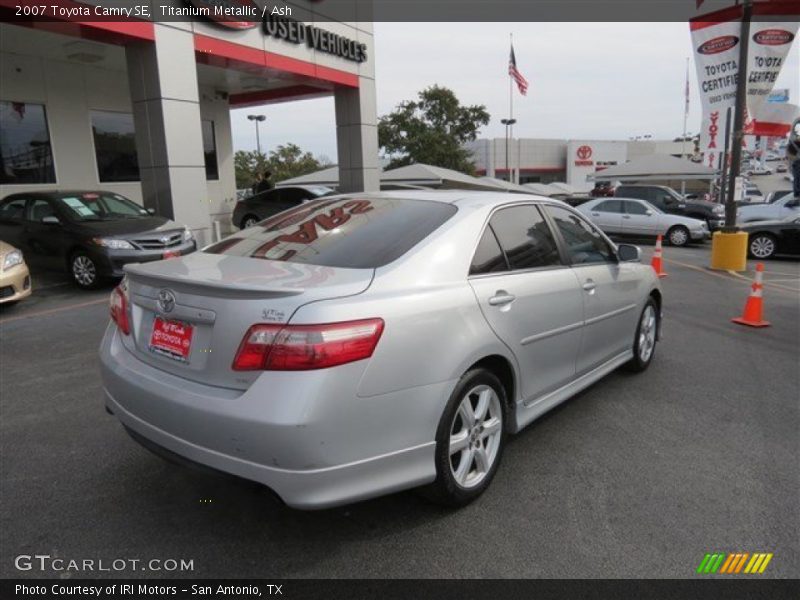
[[149, 317, 193, 362]]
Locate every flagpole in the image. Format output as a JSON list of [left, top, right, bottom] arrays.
[[682, 57, 689, 160], [509, 32, 514, 184]]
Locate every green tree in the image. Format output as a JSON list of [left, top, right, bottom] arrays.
[[378, 85, 490, 173], [235, 144, 331, 189]]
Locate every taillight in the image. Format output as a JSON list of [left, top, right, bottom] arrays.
[[232, 318, 384, 371], [109, 282, 130, 335]]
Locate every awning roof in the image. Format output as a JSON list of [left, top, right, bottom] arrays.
[[588, 155, 717, 182], [279, 163, 506, 191]]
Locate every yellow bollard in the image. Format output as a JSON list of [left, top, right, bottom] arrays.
[[710, 231, 748, 271]]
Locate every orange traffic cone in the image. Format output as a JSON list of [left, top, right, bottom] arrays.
[[732, 263, 770, 328], [651, 235, 667, 278]]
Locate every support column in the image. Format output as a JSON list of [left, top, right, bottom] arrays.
[[335, 78, 380, 193], [126, 25, 211, 243]]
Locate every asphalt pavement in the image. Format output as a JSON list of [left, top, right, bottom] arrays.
[[1, 245, 798, 579]]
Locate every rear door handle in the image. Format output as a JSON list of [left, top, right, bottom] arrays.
[[582, 280, 597, 292], [489, 292, 516, 306], [622, 215, 631, 219], [591, 212, 600, 216]]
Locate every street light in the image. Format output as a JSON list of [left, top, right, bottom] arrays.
[[247, 114, 266, 155], [501, 118, 517, 182]]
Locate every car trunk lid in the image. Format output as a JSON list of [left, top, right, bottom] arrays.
[[119, 252, 373, 390]]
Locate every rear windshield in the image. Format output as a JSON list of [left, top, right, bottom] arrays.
[[205, 197, 457, 269]]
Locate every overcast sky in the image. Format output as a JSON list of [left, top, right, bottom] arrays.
[[230, 22, 800, 161]]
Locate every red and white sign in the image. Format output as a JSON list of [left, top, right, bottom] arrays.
[[574, 145, 594, 166], [690, 9, 799, 168], [150, 318, 193, 361]]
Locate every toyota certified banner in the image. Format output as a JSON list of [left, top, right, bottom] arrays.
[[690, 14, 798, 169]]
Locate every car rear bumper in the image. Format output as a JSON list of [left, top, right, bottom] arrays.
[[99, 325, 446, 509], [0, 263, 32, 304], [94, 241, 197, 278]]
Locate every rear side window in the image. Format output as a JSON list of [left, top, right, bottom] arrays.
[[487, 205, 561, 270], [595, 200, 623, 213], [623, 201, 649, 215], [470, 228, 508, 275], [205, 197, 457, 269], [545, 205, 615, 265]]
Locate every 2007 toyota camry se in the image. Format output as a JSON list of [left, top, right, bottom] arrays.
[[100, 192, 662, 509]]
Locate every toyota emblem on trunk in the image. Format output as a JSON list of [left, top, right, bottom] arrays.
[[157, 289, 176, 313]]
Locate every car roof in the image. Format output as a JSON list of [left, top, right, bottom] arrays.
[[349, 189, 562, 208], [2, 190, 114, 200]]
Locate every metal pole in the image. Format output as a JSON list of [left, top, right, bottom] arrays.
[[682, 57, 689, 160], [255, 121, 262, 155], [724, 0, 752, 231], [504, 124, 509, 179], [719, 106, 733, 204]]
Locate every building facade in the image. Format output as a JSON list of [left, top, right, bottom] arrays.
[[467, 137, 692, 189], [0, 2, 379, 244]]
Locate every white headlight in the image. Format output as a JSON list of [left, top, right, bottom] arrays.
[[183, 228, 194, 242], [93, 237, 134, 250], [2, 250, 23, 270]]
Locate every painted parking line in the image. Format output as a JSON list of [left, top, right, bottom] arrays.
[[0, 297, 107, 325], [661, 257, 800, 294]]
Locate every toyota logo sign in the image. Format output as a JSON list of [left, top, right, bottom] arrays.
[[157, 289, 176, 314], [576, 146, 593, 160]]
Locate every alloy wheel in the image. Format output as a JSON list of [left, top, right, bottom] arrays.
[[448, 384, 503, 489], [638, 304, 657, 363], [243, 217, 258, 228], [750, 236, 775, 259], [669, 227, 688, 246], [72, 255, 96, 287]]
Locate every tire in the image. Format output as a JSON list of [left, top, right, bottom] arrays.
[[70, 251, 100, 290], [748, 233, 777, 260], [624, 298, 659, 373], [666, 225, 690, 247], [423, 368, 507, 507], [241, 215, 259, 229]]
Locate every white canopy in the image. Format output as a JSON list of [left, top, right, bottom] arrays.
[[277, 166, 340, 187], [588, 155, 717, 182]]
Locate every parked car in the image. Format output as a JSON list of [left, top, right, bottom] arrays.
[[0, 241, 32, 305], [615, 184, 725, 230], [741, 215, 800, 259], [100, 192, 662, 509], [577, 197, 708, 246], [232, 185, 336, 229], [776, 163, 788, 173], [0, 191, 196, 289], [743, 186, 764, 204], [737, 193, 800, 223], [746, 166, 774, 176]]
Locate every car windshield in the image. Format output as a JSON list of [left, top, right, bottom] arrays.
[[771, 191, 791, 203], [56, 193, 149, 221], [204, 196, 457, 269], [305, 185, 335, 197]]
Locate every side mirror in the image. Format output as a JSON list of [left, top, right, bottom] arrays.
[[42, 215, 60, 224], [617, 243, 641, 262], [146, 207, 156, 215], [645, 209, 654, 216]]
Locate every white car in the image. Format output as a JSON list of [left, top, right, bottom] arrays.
[[747, 166, 774, 176], [737, 193, 800, 223], [577, 197, 708, 246]]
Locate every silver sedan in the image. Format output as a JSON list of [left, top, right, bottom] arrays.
[[99, 192, 662, 509], [577, 197, 709, 246]]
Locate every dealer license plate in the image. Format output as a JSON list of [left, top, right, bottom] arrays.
[[149, 317, 193, 361]]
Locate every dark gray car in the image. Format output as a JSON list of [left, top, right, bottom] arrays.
[[232, 185, 335, 230]]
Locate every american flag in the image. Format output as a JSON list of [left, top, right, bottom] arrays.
[[508, 45, 528, 96]]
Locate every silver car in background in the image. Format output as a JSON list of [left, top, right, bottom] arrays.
[[100, 192, 662, 509], [577, 197, 708, 246], [737, 192, 800, 223]]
